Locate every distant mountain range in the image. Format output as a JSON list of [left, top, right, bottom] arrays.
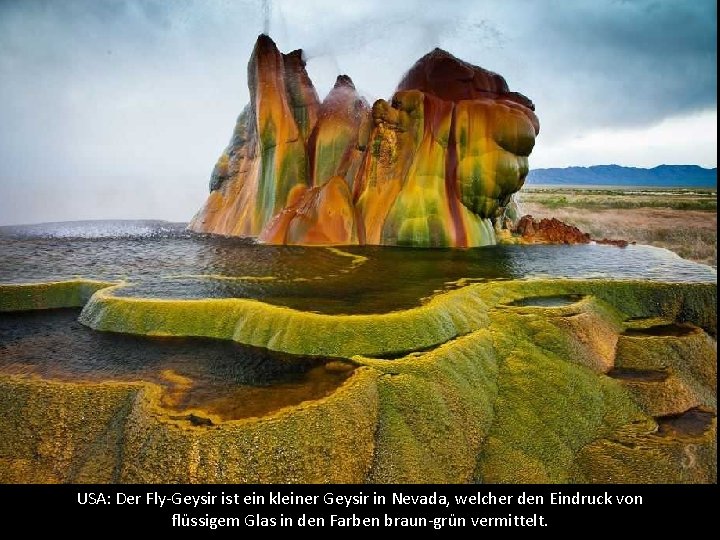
[[526, 165, 717, 187]]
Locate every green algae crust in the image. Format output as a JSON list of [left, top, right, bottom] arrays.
[[77, 279, 716, 358], [0, 368, 379, 483], [0, 278, 716, 483], [0, 280, 116, 312], [77, 282, 495, 358]]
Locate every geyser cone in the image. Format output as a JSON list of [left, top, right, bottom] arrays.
[[190, 35, 539, 247]]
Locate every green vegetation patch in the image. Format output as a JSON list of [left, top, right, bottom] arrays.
[[75, 280, 717, 358], [0, 280, 117, 312], [0, 368, 379, 483], [0, 277, 715, 483]]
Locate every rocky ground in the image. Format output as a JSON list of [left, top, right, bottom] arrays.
[[518, 187, 717, 266]]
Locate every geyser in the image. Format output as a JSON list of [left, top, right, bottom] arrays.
[[189, 34, 539, 247]]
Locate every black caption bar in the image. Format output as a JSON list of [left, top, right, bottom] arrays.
[[2, 484, 716, 533]]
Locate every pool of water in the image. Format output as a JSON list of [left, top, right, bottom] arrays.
[[0, 220, 716, 314], [0, 309, 354, 421], [504, 294, 586, 308], [655, 408, 715, 438], [622, 324, 701, 337]]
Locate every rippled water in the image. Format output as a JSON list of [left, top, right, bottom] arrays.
[[1, 220, 715, 420], [0, 309, 354, 421], [0, 220, 715, 314]]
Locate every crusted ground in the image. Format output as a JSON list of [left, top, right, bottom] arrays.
[[0, 278, 716, 483]]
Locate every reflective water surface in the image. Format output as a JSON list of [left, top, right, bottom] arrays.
[[1, 221, 715, 420], [1, 220, 715, 315], [0, 309, 354, 421]]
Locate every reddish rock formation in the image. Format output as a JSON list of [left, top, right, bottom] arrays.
[[595, 238, 632, 248], [189, 35, 540, 246], [514, 215, 590, 244], [514, 215, 631, 247]]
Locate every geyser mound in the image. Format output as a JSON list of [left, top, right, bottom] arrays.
[[189, 34, 539, 247]]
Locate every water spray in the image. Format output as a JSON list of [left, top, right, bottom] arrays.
[[262, 0, 270, 35]]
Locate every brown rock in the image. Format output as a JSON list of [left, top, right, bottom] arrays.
[[513, 215, 632, 247], [514, 215, 590, 244], [596, 238, 631, 248], [514, 215, 536, 237]]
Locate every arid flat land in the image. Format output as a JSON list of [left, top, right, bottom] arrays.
[[518, 186, 717, 266]]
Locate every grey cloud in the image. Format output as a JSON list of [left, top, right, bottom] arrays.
[[517, 0, 716, 136], [0, 0, 716, 225]]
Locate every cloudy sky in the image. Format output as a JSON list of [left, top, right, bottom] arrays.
[[0, 0, 716, 225]]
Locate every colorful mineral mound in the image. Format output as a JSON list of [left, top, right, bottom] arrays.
[[189, 35, 539, 247]]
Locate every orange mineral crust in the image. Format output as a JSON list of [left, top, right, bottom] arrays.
[[189, 35, 539, 247], [260, 176, 358, 245]]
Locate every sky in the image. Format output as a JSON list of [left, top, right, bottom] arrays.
[[0, 0, 716, 225]]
